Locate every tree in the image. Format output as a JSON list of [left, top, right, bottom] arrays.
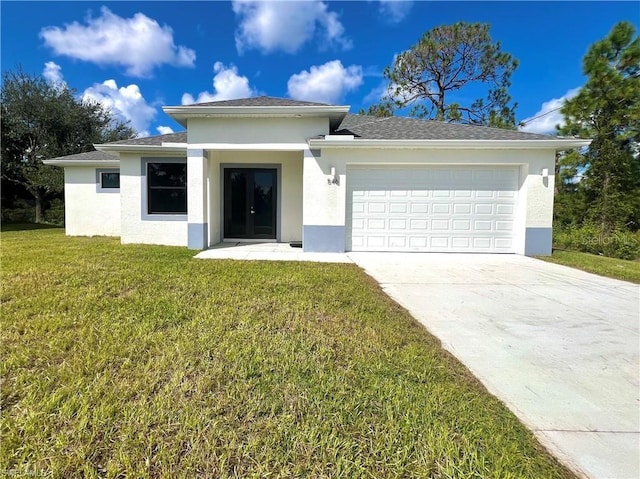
[[1, 68, 136, 222], [357, 101, 395, 118], [372, 22, 518, 128], [559, 21, 640, 233], [553, 150, 588, 227]]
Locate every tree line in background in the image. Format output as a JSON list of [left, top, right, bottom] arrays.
[[2, 22, 638, 258], [554, 21, 640, 258], [1, 69, 135, 224]]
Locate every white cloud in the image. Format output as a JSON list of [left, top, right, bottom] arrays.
[[82, 80, 156, 137], [40, 7, 195, 77], [43, 61, 66, 87], [519, 88, 581, 134], [232, 0, 351, 54], [287, 60, 363, 104], [156, 126, 174, 135], [181, 62, 256, 105], [181, 93, 197, 106], [377, 1, 413, 23], [361, 54, 402, 104], [363, 80, 392, 104]]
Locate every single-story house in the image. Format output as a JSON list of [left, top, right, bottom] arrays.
[[44, 96, 589, 255]]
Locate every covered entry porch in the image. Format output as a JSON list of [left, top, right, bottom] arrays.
[[186, 146, 305, 250]]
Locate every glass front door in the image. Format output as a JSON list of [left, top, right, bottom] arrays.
[[224, 168, 277, 239]]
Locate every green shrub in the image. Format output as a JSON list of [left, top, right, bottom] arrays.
[[554, 225, 640, 260], [1, 198, 64, 226], [1, 199, 35, 224], [602, 231, 640, 260], [43, 198, 65, 225]]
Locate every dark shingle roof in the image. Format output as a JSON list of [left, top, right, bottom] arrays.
[[89, 108, 557, 151], [333, 114, 555, 140], [188, 96, 332, 107], [48, 150, 119, 162], [109, 131, 187, 146]]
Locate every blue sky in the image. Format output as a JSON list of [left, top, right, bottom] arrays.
[[1, 1, 638, 137]]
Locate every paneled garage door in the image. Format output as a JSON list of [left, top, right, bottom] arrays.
[[346, 165, 519, 252]]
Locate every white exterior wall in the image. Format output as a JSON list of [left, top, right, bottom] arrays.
[[304, 148, 556, 255], [211, 150, 303, 244], [187, 148, 208, 249], [519, 150, 556, 255], [207, 151, 221, 247], [521, 152, 555, 227], [63, 167, 120, 236], [119, 153, 188, 246], [188, 117, 329, 144]]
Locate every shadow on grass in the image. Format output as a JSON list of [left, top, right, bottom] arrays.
[[1, 222, 63, 232]]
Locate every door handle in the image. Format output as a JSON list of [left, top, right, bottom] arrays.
[[250, 206, 255, 214]]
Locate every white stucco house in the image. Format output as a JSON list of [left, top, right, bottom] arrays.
[[44, 96, 588, 255]]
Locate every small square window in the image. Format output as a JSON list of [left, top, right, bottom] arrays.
[[101, 172, 120, 189], [96, 168, 120, 193]]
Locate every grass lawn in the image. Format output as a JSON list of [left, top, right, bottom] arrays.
[[1, 227, 575, 478], [539, 249, 640, 284]]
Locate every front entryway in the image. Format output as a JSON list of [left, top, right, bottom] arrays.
[[224, 168, 277, 239]]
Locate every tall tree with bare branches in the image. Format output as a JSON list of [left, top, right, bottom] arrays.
[[377, 22, 518, 128]]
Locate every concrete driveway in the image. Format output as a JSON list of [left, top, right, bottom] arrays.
[[349, 253, 639, 479]]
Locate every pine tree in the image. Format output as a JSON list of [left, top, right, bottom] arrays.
[[372, 22, 518, 128], [560, 22, 640, 233]]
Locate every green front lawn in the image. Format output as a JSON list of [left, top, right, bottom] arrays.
[[1, 227, 574, 478], [540, 250, 640, 284]]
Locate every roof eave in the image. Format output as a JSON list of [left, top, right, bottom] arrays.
[[308, 138, 592, 150], [43, 159, 120, 167], [163, 105, 350, 128], [94, 143, 188, 154]]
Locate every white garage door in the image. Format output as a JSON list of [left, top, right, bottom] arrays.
[[347, 165, 519, 252]]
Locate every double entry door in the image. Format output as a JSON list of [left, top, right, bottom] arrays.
[[224, 168, 277, 239]]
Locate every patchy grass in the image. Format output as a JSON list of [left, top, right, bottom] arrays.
[[1, 228, 575, 478], [540, 249, 640, 284]]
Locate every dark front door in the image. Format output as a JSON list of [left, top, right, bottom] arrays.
[[224, 168, 277, 239]]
